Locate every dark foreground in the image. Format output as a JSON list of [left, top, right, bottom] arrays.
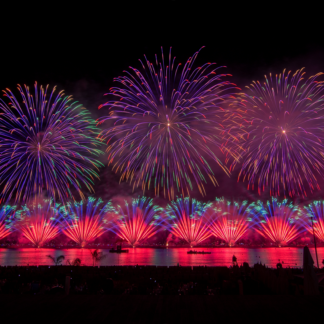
[[0, 295, 323, 323], [1, 264, 323, 322], [1, 263, 323, 295]]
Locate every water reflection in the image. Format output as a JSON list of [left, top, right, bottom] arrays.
[[0, 247, 322, 268]]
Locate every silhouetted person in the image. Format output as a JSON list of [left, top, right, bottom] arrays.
[[304, 246, 319, 295], [232, 255, 237, 266]]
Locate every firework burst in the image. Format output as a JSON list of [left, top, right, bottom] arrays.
[[0, 205, 16, 240], [253, 197, 302, 246], [229, 69, 324, 197], [0, 83, 103, 203], [108, 197, 164, 247], [60, 197, 113, 247], [166, 197, 212, 247], [15, 199, 61, 247], [209, 198, 254, 246], [99, 47, 239, 199], [304, 200, 324, 242]]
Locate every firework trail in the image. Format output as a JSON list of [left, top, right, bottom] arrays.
[[108, 197, 164, 247], [15, 199, 61, 247], [0, 205, 16, 240], [209, 198, 254, 246], [304, 200, 324, 242], [252, 197, 303, 246], [166, 197, 212, 247], [0, 83, 104, 203], [229, 69, 324, 197], [98, 47, 240, 200], [60, 197, 114, 247]]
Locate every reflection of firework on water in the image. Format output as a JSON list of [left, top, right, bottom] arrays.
[[0, 205, 16, 240], [0, 83, 103, 203], [99, 47, 239, 199], [60, 198, 114, 247], [304, 201, 324, 242], [166, 197, 212, 247], [253, 198, 302, 246], [108, 197, 164, 247], [229, 69, 324, 197], [209, 198, 254, 247], [15, 199, 61, 247]]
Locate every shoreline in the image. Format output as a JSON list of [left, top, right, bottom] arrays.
[[0, 245, 322, 249]]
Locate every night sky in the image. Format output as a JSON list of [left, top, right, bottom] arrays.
[[2, 11, 324, 205]]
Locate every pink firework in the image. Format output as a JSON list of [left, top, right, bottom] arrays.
[[60, 198, 113, 247], [108, 197, 164, 247], [166, 197, 212, 247], [0, 205, 16, 240], [253, 198, 302, 246], [304, 201, 324, 242], [209, 198, 252, 246], [15, 199, 60, 248]]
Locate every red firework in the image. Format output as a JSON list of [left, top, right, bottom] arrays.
[[166, 198, 211, 247], [171, 213, 210, 247], [304, 201, 324, 242], [114, 212, 156, 247], [305, 218, 324, 242], [0, 222, 10, 240], [109, 197, 164, 247], [20, 218, 59, 248], [16, 200, 60, 248], [63, 216, 105, 247], [0, 205, 15, 240], [253, 198, 302, 247], [256, 216, 300, 246], [209, 199, 251, 246], [61, 198, 113, 247], [210, 216, 248, 247]]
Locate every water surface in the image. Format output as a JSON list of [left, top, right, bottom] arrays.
[[0, 247, 323, 268]]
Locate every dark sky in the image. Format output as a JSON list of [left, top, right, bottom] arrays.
[[1, 7, 324, 204]]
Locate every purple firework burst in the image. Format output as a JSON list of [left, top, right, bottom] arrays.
[[0, 83, 104, 203], [99, 47, 239, 199], [229, 69, 324, 197]]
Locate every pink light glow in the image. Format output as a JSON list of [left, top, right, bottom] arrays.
[[256, 216, 300, 247], [63, 216, 105, 247]]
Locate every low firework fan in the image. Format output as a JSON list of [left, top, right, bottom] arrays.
[[166, 197, 212, 247], [0, 83, 104, 203], [209, 198, 254, 247], [228, 69, 324, 197], [252, 197, 303, 247], [59, 197, 114, 247], [0, 205, 16, 240], [303, 201, 324, 242], [108, 197, 164, 247], [15, 198, 61, 248], [98, 47, 240, 200]]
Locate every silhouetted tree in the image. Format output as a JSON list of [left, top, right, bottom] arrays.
[[67, 258, 82, 266], [47, 255, 65, 266], [90, 249, 106, 266]]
